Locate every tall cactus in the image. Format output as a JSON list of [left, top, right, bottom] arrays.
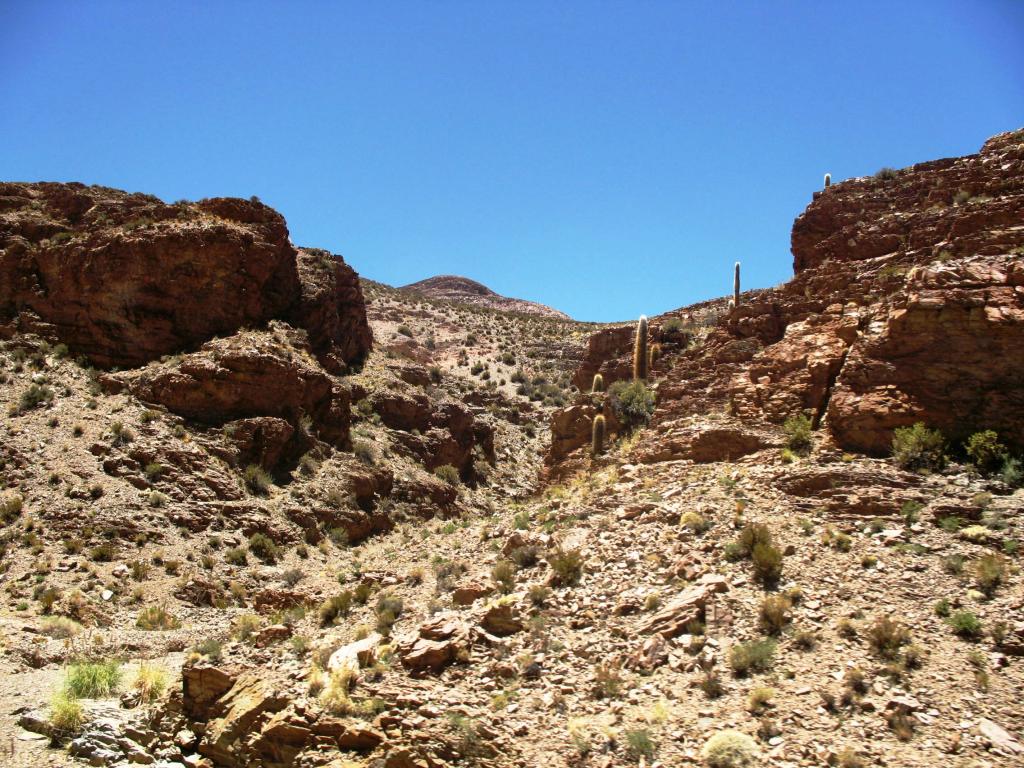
[[733, 262, 741, 308], [591, 414, 606, 457], [648, 343, 661, 372], [591, 373, 604, 393], [633, 315, 649, 381], [824, 172, 831, 188]]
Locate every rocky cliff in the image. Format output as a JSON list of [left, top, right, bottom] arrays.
[[550, 128, 1024, 468], [0, 183, 372, 371]]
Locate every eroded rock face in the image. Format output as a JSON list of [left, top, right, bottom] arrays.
[[550, 129, 1024, 467], [290, 247, 373, 373], [0, 183, 371, 370], [119, 327, 351, 450], [827, 258, 1024, 452], [369, 389, 495, 477]]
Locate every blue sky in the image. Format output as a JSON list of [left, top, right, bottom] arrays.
[[2, 2, 1022, 321]]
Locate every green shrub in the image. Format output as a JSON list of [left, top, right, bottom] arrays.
[[225, 547, 247, 566], [65, 660, 122, 698], [874, 167, 899, 180], [891, 423, 945, 471], [701, 729, 760, 767], [353, 440, 376, 465], [608, 380, 655, 431], [243, 464, 273, 495], [194, 639, 223, 661], [434, 464, 461, 485], [782, 414, 812, 455], [729, 638, 776, 676], [947, 611, 983, 638], [1001, 457, 1023, 488], [965, 430, 1007, 473], [50, 691, 84, 733], [89, 543, 116, 562], [247, 532, 278, 563]]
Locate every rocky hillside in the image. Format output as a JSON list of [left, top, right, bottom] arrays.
[[402, 275, 571, 320], [551, 128, 1024, 471], [1, 131, 1022, 768]]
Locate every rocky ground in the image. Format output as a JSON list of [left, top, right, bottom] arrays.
[[1, 130, 1023, 768]]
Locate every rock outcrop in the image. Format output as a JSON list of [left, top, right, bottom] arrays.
[[0, 183, 371, 370], [549, 128, 1024, 467]]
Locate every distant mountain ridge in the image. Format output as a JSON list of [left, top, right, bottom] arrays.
[[401, 274, 571, 319]]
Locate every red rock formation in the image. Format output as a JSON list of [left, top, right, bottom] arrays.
[[367, 388, 495, 477], [0, 183, 371, 370], [118, 328, 351, 450], [290, 247, 372, 373], [549, 128, 1024, 466]]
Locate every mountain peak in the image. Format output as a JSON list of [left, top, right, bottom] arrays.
[[401, 274, 571, 319]]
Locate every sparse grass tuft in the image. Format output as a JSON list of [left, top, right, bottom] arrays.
[[729, 638, 776, 677], [243, 464, 273, 495], [136, 605, 180, 631], [867, 616, 909, 659]]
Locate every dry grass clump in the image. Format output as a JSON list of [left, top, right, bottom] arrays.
[[729, 639, 776, 677], [548, 547, 584, 586], [132, 663, 168, 704], [974, 553, 1006, 596], [136, 605, 180, 631], [701, 729, 760, 767], [242, 464, 273, 495], [41, 616, 82, 639], [49, 690, 84, 733], [866, 616, 909, 659], [758, 595, 791, 635], [65, 660, 122, 698], [319, 591, 354, 627], [491, 559, 517, 593]]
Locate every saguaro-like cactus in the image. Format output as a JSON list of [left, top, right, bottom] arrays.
[[591, 373, 604, 393], [648, 343, 661, 371], [824, 173, 831, 188], [591, 414, 606, 457], [733, 262, 741, 308], [633, 315, 649, 381]]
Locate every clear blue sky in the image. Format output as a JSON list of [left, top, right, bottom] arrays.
[[2, 2, 1022, 321]]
